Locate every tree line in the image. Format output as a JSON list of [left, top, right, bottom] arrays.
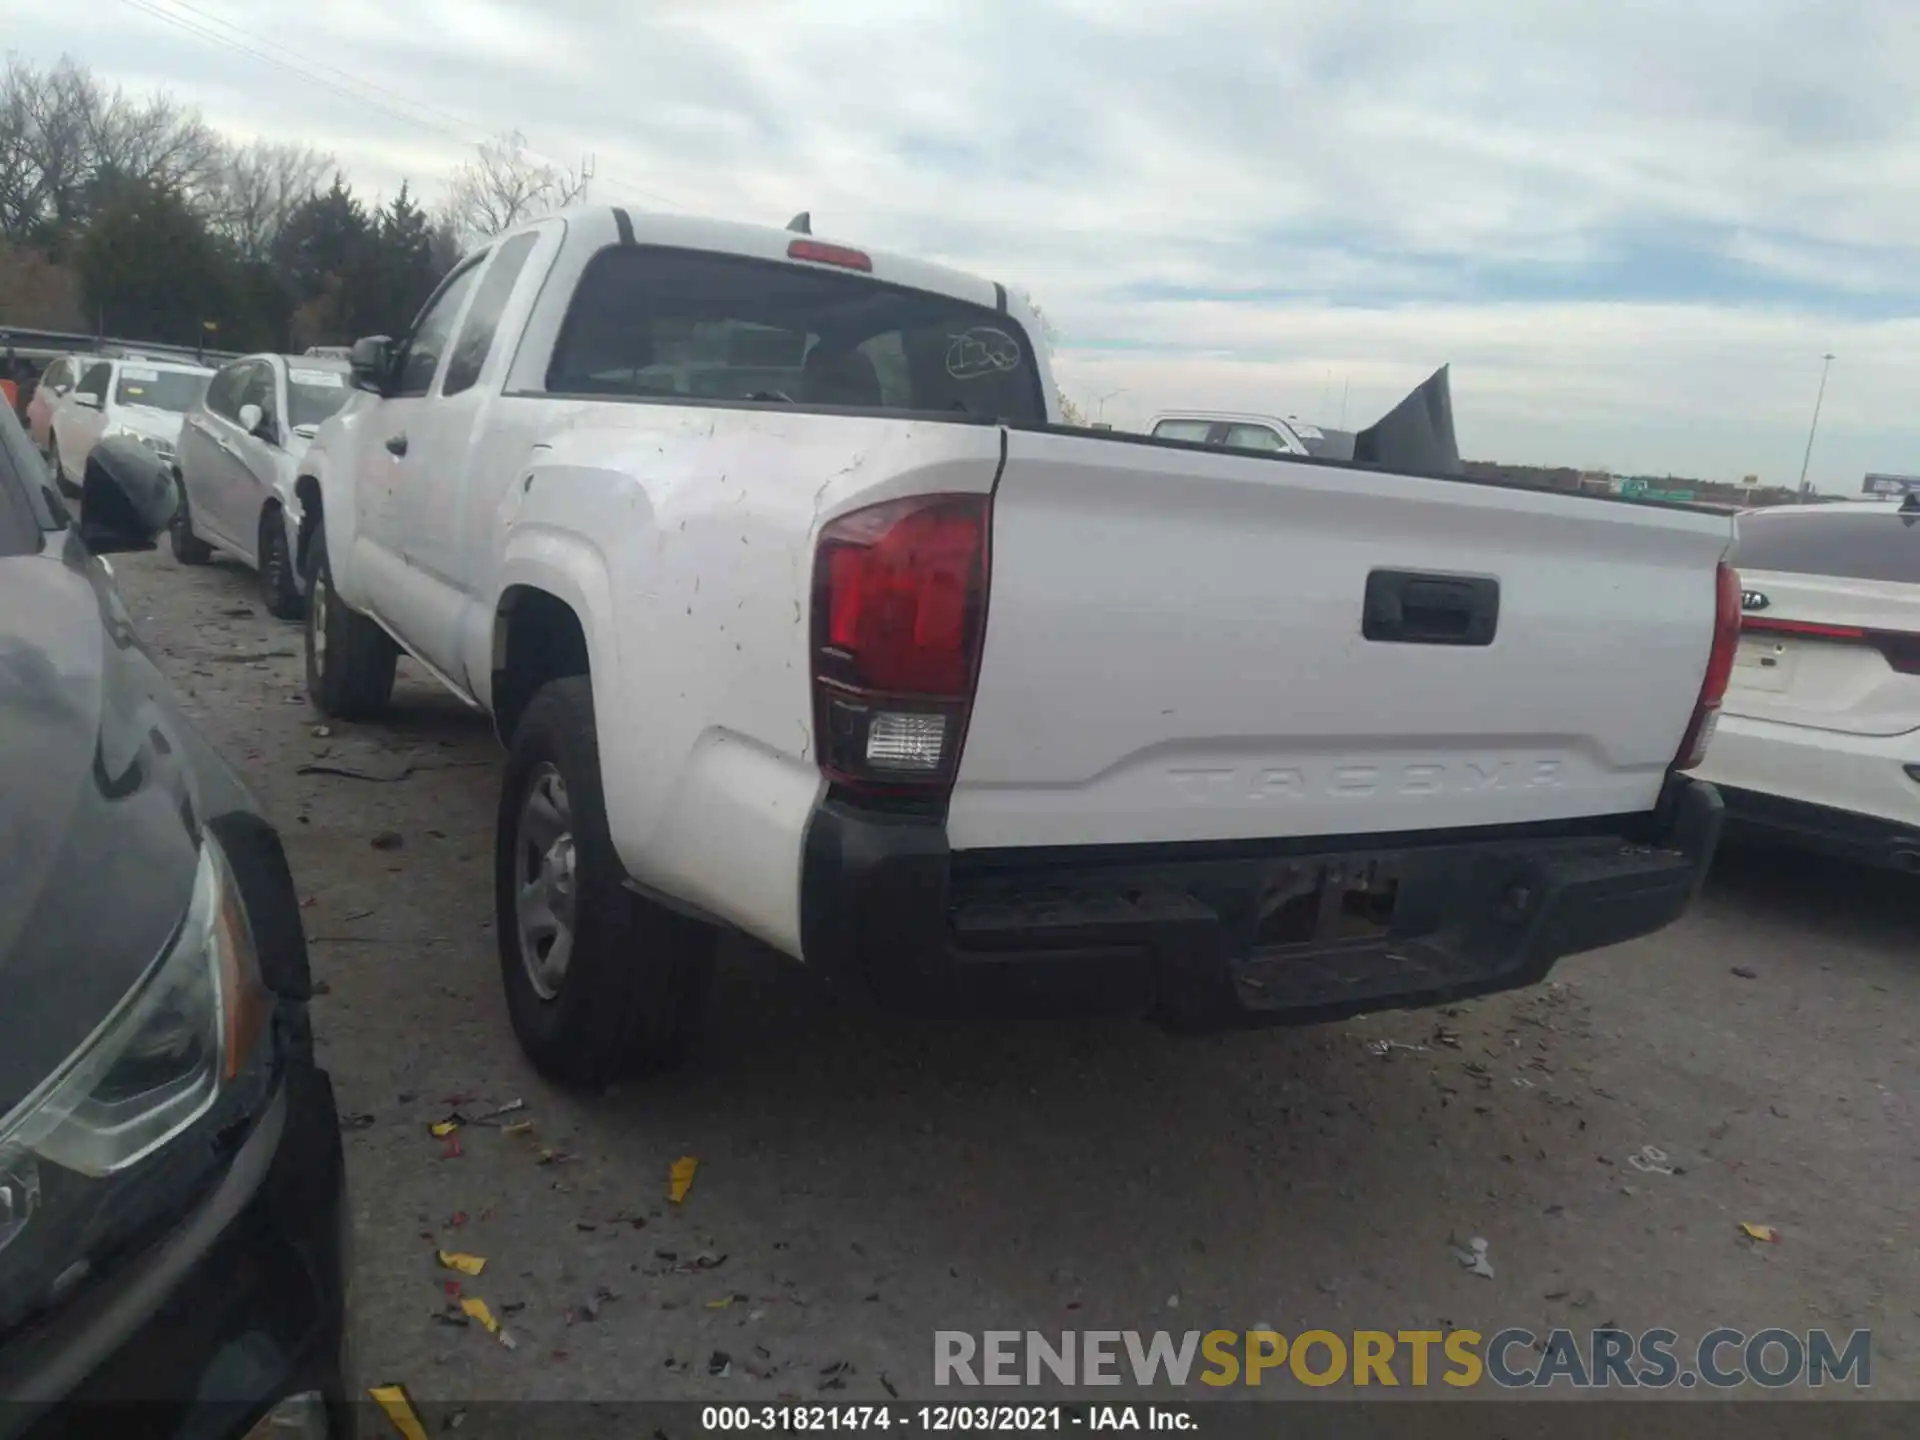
[[0, 54, 589, 354]]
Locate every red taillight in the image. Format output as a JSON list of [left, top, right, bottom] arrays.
[[811, 494, 990, 790], [1741, 616, 1867, 641], [1743, 614, 1920, 675], [1674, 562, 1742, 771], [788, 239, 873, 272]]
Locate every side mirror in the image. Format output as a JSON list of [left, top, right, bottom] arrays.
[[237, 402, 276, 443], [348, 336, 393, 394], [79, 435, 177, 555], [74, 392, 102, 410]]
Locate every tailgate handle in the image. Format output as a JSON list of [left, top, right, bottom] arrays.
[[1363, 570, 1499, 646]]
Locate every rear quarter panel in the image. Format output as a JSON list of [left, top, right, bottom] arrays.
[[484, 401, 1005, 953]]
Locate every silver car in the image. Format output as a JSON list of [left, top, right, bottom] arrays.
[[173, 353, 354, 618]]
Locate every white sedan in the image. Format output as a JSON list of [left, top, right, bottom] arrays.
[[173, 353, 354, 618], [44, 356, 212, 493], [1695, 496, 1920, 871]]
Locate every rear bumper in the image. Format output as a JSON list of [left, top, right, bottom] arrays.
[[1693, 712, 1920, 868], [800, 778, 1724, 1026]]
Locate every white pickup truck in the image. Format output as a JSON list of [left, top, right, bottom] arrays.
[[295, 206, 1739, 1085]]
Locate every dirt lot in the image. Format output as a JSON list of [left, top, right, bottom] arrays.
[[112, 544, 1918, 1406]]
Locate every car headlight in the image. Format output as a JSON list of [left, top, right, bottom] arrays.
[[0, 839, 272, 1331], [104, 425, 174, 460]]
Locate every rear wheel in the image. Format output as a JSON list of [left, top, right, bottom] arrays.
[[304, 525, 396, 718], [258, 507, 304, 620], [170, 480, 214, 565], [497, 675, 715, 1086]]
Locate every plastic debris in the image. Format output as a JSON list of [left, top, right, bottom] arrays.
[[536, 1148, 575, 1166], [1365, 1039, 1428, 1058], [501, 1121, 534, 1138], [1730, 966, 1759, 980], [440, 1136, 463, 1160], [438, 1250, 487, 1276], [669, 1155, 699, 1204], [449, 1211, 468, 1229], [369, 1384, 430, 1440], [1454, 1236, 1495, 1279], [469, 1099, 527, 1125], [461, 1297, 517, 1349], [1740, 1222, 1781, 1244], [340, 1112, 376, 1131], [430, 1119, 462, 1138], [709, 1351, 733, 1378], [1628, 1145, 1675, 1176]]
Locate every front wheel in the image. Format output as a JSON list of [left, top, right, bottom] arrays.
[[170, 481, 214, 565], [497, 675, 715, 1086], [304, 524, 396, 718], [258, 507, 304, 620]]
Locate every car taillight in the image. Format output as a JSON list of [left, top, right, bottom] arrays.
[[1674, 561, 1742, 771], [788, 239, 873, 272], [1743, 615, 1920, 676], [811, 493, 990, 791]]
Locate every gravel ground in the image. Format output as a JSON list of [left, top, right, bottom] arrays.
[[111, 544, 1918, 1409]]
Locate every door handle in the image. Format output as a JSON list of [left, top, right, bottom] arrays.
[[385, 434, 409, 457], [1363, 570, 1500, 646]]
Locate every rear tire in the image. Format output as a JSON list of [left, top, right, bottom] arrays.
[[304, 524, 396, 718], [170, 481, 214, 565], [497, 675, 715, 1086], [259, 507, 304, 620]]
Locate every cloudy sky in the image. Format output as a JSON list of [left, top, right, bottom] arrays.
[[9, 0, 1918, 490]]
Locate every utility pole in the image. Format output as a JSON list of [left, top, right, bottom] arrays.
[[1796, 352, 1835, 499]]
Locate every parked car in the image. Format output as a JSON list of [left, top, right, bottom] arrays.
[[0, 411, 350, 1437], [293, 205, 1733, 1087], [22, 355, 83, 454], [1148, 410, 1358, 461], [42, 355, 213, 498], [174, 353, 355, 618], [1693, 496, 1920, 869]]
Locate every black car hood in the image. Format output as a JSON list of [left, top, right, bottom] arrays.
[[0, 540, 209, 1120]]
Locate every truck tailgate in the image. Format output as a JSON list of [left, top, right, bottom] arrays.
[[947, 430, 1733, 851]]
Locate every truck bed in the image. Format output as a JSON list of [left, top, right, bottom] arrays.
[[946, 425, 1734, 850]]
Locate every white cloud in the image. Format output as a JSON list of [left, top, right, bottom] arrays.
[[7, 0, 1919, 490]]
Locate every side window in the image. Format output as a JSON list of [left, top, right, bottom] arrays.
[[394, 259, 483, 398], [1152, 419, 1215, 443], [206, 362, 245, 420], [77, 362, 110, 400], [1221, 424, 1289, 453], [853, 332, 914, 408], [443, 232, 539, 397], [237, 362, 276, 424]]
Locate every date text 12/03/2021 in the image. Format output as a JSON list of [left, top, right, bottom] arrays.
[[701, 1407, 1188, 1431]]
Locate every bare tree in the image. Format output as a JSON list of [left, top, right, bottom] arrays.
[[442, 129, 587, 243], [0, 54, 223, 242], [202, 138, 334, 261], [1020, 289, 1086, 423]]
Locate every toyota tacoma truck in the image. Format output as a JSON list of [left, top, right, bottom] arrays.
[[292, 206, 1738, 1085]]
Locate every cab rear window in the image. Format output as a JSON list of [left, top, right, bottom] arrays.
[[1733, 509, 1920, 585], [547, 246, 1045, 424]]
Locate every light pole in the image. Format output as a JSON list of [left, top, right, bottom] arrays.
[[1796, 352, 1835, 499], [1095, 387, 1128, 423]]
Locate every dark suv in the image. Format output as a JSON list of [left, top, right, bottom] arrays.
[[0, 410, 350, 1437]]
